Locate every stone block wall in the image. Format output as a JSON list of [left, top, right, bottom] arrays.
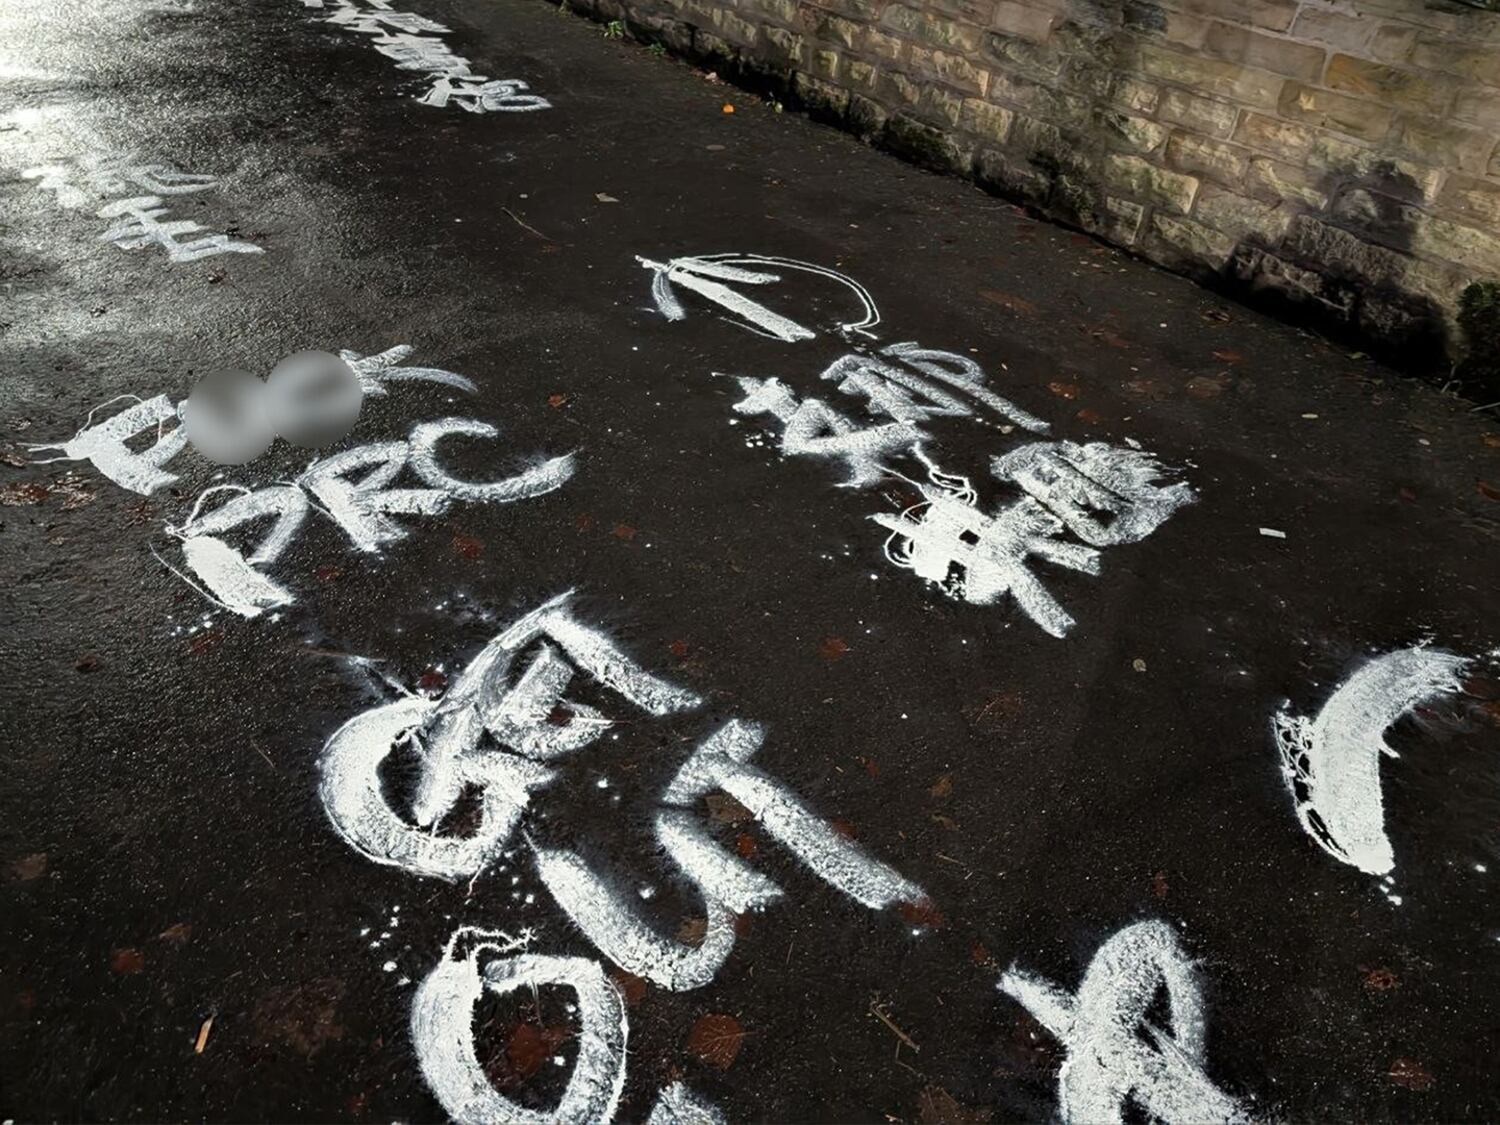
[[571, 0, 1500, 367]]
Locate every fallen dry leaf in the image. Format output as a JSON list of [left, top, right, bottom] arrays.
[[159, 923, 193, 945], [9, 853, 47, 882], [930, 774, 953, 799], [1211, 350, 1244, 364], [978, 290, 1038, 316], [594, 193, 619, 203], [735, 833, 757, 859], [452, 533, 484, 560], [1185, 375, 1228, 398], [74, 654, 101, 673], [704, 793, 752, 825], [685, 1013, 745, 1070], [418, 668, 448, 694], [818, 636, 849, 661], [669, 639, 691, 659], [609, 970, 647, 1006], [721, 103, 735, 114], [1075, 408, 1104, 425], [1388, 1057, 1432, 1091], [1478, 480, 1500, 502], [111, 948, 145, 975], [612, 523, 638, 541], [1363, 967, 1400, 992], [507, 1022, 572, 1081], [1152, 870, 1169, 899], [548, 393, 571, 408], [1047, 381, 1080, 400], [1483, 433, 1500, 449]]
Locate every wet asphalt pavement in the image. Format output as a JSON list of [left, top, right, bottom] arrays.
[[4, 0, 1500, 1121]]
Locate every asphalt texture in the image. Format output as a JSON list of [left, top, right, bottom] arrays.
[[3, 0, 1500, 1121]]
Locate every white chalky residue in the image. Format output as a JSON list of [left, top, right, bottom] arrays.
[[654, 808, 783, 912], [409, 418, 576, 505], [874, 487, 1098, 638], [876, 343, 1050, 433], [25, 394, 187, 495], [991, 441, 1195, 547], [998, 920, 1251, 1124], [662, 719, 926, 910], [343, 345, 478, 397], [532, 846, 739, 991], [1273, 646, 1471, 876], [411, 935, 626, 1125], [639, 253, 881, 340], [320, 592, 701, 883], [179, 535, 297, 618], [96, 196, 264, 263], [646, 1082, 728, 1125], [730, 375, 920, 487], [319, 695, 554, 880]]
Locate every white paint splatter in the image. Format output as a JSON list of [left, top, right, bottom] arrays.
[[25, 394, 187, 495], [646, 1082, 728, 1125], [1273, 646, 1471, 876], [532, 845, 739, 991], [730, 375, 920, 487], [998, 920, 1251, 1124], [411, 933, 626, 1125], [662, 719, 926, 910], [991, 441, 1195, 547], [96, 195, 264, 263], [874, 486, 1098, 638]]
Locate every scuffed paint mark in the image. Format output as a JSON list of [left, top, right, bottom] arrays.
[[991, 441, 1195, 548], [1273, 646, 1471, 876], [998, 920, 1251, 1124], [661, 719, 927, 911], [532, 845, 740, 992], [646, 1082, 728, 1125], [638, 253, 881, 340], [411, 932, 627, 1125], [26, 394, 187, 495]]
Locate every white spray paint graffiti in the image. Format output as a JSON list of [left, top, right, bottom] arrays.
[[639, 253, 881, 341], [639, 253, 1194, 637], [23, 160, 263, 263], [303, 0, 551, 113], [410, 927, 727, 1125], [1273, 646, 1472, 877], [876, 443, 1193, 637], [171, 419, 575, 616], [999, 920, 1252, 1124], [412, 929, 629, 1125], [24, 345, 479, 497], [319, 592, 926, 989]]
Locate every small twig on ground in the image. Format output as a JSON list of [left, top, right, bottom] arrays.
[[1470, 400, 1500, 413], [502, 208, 551, 242], [194, 1015, 214, 1054], [869, 996, 919, 1053]]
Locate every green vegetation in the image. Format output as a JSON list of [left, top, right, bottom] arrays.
[[1458, 280, 1500, 399], [604, 19, 625, 38]]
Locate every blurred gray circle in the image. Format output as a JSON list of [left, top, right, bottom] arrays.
[[182, 368, 273, 465], [265, 350, 362, 449]]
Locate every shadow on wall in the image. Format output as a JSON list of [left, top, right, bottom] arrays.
[[575, 0, 1491, 388]]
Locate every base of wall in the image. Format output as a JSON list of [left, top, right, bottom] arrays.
[[559, 0, 1496, 391]]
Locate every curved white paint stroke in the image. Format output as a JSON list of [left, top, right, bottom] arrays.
[[532, 845, 739, 991], [412, 939, 627, 1125], [174, 485, 309, 565], [318, 696, 555, 881], [170, 485, 309, 617], [647, 1082, 728, 1125], [990, 441, 1195, 548], [408, 417, 577, 504], [655, 808, 784, 912], [180, 535, 297, 618], [341, 345, 478, 397], [881, 343, 1051, 434], [638, 252, 881, 340], [663, 720, 926, 910], [298, 441, 450, 553], [1273, 646, 1471, 876], [998, 920, 1251, 1125], [25, 394, 187, 495]]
